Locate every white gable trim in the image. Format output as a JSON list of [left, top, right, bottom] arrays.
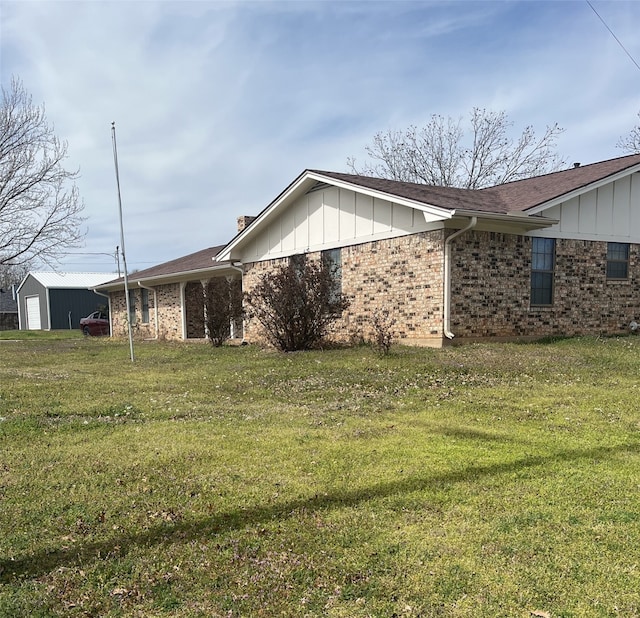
[[524, 166, 640, 215], [216, 170, 455, 262], [308, 172, 454, 218], [217, 170, 560, 263]]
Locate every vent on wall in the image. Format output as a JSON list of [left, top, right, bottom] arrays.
[[306, 181, 331, 194]]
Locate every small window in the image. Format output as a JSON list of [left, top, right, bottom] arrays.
[[531, 238, 555, 306], [289, 253, 306, 277], [322, 248, 342, 303], [141, 288, 149, 323], [607, 243, 629, 279]]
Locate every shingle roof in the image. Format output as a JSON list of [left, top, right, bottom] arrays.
[[0, 290, 17, 313], [311, 154, 640, 215], [100, 245, 227, 286], [481, 153, 640, 212], [308, 170, 502, 212]]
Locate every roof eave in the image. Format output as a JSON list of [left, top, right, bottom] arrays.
[[216, 170, 454, 261], [524, 164, 640, 215], [453, 209, 558, 231], [94, 263, 236, 292]]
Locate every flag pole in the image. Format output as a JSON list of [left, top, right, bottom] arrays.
[[111, 122, 135, 362]]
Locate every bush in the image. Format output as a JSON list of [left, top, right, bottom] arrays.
[[245, 257, 350, 351], [205, 277, 243, 347], [371, 310, 396, 355]]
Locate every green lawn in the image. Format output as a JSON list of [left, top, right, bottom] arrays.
[[1, 332, 639, 617]]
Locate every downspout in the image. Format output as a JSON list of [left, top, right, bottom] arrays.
[[93, 289, 112, 336], [138, 282, 158, 339], [443, 216, 477, 340], [45, 287, 51, 331], [180, 281, 188, 341], [229, 263, 245, 342]]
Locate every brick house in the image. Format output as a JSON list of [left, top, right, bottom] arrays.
[[216, 154, 640, 347], [95, 246, 242, 341]]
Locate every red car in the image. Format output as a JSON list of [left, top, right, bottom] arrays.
[[80, 311, 110, 336]]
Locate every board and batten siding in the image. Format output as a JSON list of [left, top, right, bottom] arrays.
[[532, 173, 640, 241], [239, 185, 440, 263]]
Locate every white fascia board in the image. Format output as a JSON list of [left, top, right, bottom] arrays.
[[15, 274, 31, 295], [307, 172, 454, 219], [524, 166, 640, 215], [94, 265, 235, 292], [216, 170, 453, 262], [453, 209, 558, 229], [216, 172, 312, 262]]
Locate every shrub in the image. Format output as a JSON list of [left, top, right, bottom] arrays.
[[205, 277, 243, 347], [371, 310, 396, 355], [245, 257, 350, 351]]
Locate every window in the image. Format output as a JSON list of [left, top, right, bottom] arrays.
[[128, 289, 137, 325], [141, 288, 149, 323], [322, 248, 342, 304], [607, 242, 629, 279], [531, 238, 555, 306], [289, 253, 306, 277]]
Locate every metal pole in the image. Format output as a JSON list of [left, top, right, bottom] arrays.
[[111, 122, 135, 362]]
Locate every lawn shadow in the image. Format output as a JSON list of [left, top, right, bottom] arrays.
[[1, 441, 637, 583], [428, 424, 515, 443]]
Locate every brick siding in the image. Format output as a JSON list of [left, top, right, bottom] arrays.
[[110, 230, 639, 346], [450, 232, 639, 339], [243, 229, 640, 347], [242, 231, 446, 345]]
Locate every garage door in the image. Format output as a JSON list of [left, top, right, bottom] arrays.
[[26, 296, 41, 330]]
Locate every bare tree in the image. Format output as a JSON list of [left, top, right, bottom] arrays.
[[617, 111, 640, 154], [0, 77, 85, 266], [0, 262, 28, 290], [205, 276, 243, 347], [348, 108, 566, 189]]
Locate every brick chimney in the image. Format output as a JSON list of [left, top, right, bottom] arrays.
[[237, 215, 257, 233]]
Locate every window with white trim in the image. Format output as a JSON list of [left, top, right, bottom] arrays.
[[141, 288, 149, 323], [606, 242, 629, 280], [322, 248, 342, 304], [531, 238, 555, 306]]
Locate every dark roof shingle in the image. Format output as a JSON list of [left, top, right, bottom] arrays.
[[481, 153, 640, 212], [103, 245, 227, 286], [311, 154, 640, 215]]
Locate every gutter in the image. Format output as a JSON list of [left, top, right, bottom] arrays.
[[228, 262, 245, 342], [443, 216, 477, 340], [92, 288, 113, 336]]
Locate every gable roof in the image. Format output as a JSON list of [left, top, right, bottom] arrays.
[[19, 272, 119, 291], [0, 289, 18, 313], [310, 170, 506, 213], [481, 153, 640, 213], [217, 154, 640, 262], [95, 245, 232, 291], [314, 154, 640, 215]]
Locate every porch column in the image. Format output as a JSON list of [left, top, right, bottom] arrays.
[[201, 279, 210, 341]]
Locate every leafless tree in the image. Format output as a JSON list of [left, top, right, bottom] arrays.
[[617, 111, 640, 154], [0, 262, 28, 290], [348, 108, 566, 189], [0, 77, 85, 266], [205, 276, 243, 347]]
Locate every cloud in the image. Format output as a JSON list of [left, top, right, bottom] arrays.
[[2, 0, 640, 272]]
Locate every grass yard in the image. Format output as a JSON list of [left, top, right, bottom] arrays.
[[1, 331, 639, 617]]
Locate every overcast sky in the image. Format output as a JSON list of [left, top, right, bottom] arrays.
[[1, 0, 639, 273]]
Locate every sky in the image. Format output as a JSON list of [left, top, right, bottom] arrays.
[[1, 0, 639, 273]]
